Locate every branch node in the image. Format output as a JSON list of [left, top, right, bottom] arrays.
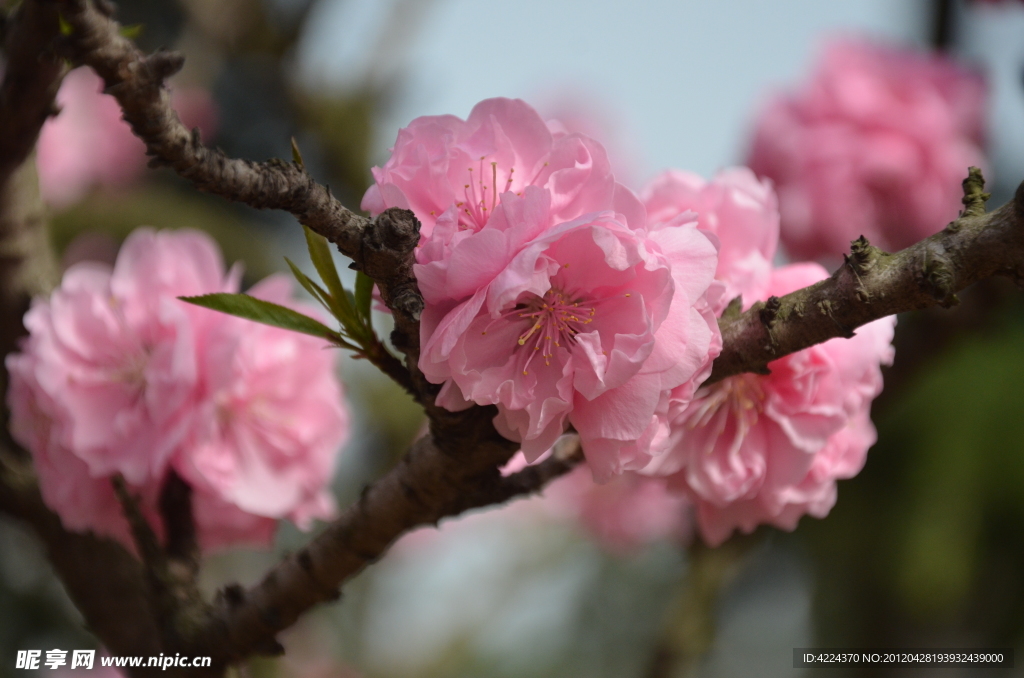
[[371, 207, 421, 253], [261, 606, 282, 629], [144, 50, 185, 84], [218, 584, 246, 608], [392, 289, 424, 322], [961, 166, 990, 217], [919, 243, 959, 308], [847, 235, 878, 274], [758, 296, 781, 328], [721, 295, 743, 320]]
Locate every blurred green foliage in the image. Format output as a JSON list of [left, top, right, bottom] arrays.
[[805, 307, 1024, 673], [49, 186, 276, 282]]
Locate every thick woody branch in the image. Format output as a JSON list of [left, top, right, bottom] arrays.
[[0, 0, 65, 187], [194, 428, 582, 665], [0, 455, 165, 675], [0, 0, 63, 444], [197, 406, 521, 664], [708, 171, 1024, 384]]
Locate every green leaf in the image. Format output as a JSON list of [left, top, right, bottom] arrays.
[[179, 293, 339, 342], [284, 256, 332, 313], [118, 24, 144, 39], [303, 225, 362, 337], [355, 272, 374, 323], [58, 14, 73, 36], [291, 137, 305, 167]]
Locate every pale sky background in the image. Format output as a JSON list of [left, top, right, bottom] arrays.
[[294, 0, 1024, 193], [295, 0, 930, 181]]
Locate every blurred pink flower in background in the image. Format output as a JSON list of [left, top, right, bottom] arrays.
[[640, 168, 895, 546], [496, 449, 692, 553], [177, 274, 346, 543], [747, 38, 987, 260], [364, 98, 721, 481], [6, 228, 347, 551], [544, 464, 693, 552], [37, 67, 217, 208]]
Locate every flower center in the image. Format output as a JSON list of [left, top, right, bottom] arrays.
[[686, 373, 767, 446], [481, 287, 597, 376], [455, 156, 549, 230]]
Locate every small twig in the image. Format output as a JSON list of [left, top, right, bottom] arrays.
[[708, 170, 1024, 384], [158, 470, 198, 567], [646, 536, 759, 678], [112, 474, 165, 573]]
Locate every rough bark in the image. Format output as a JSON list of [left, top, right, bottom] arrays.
[[707, 171, 1024, 384]]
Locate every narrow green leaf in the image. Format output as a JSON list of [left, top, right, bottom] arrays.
[[180, 293, 339, 341], [355, 272, 374, 323], [303, 225, 362, 337], [118, 24, 144, 39], [291, 137, 305, 167], [284, 256, 332, 313]]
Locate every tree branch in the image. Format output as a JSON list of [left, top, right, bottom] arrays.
[[0, 0, 65, 187], [0, 0, 63, 453], [707, 170, 1024, 384], [12, 0, 1024, 672], [0, 453, 165, 674], [193, 405, 518, 663]]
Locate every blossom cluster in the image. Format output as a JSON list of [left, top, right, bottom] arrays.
[[6, 229, 349, 550], [363, 97, 897, 546], [12, 36, 983, 552], [748, 38, 986, 260], [365, 98, 721, 481]]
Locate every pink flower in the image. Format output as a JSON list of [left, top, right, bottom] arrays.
[[641, 167, 779, 306], [639, 168, 894, 545], [652, 264, 895, 545], [12, 249, 218, 485], [747, 38, 987, 259], [6, 228, 348, 551], [37, 67, 217, 208], [362, 97, 641, 243], [364, 98, 721, 481], [6, 354, 138, 547], [175, 274, 346, 536]]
